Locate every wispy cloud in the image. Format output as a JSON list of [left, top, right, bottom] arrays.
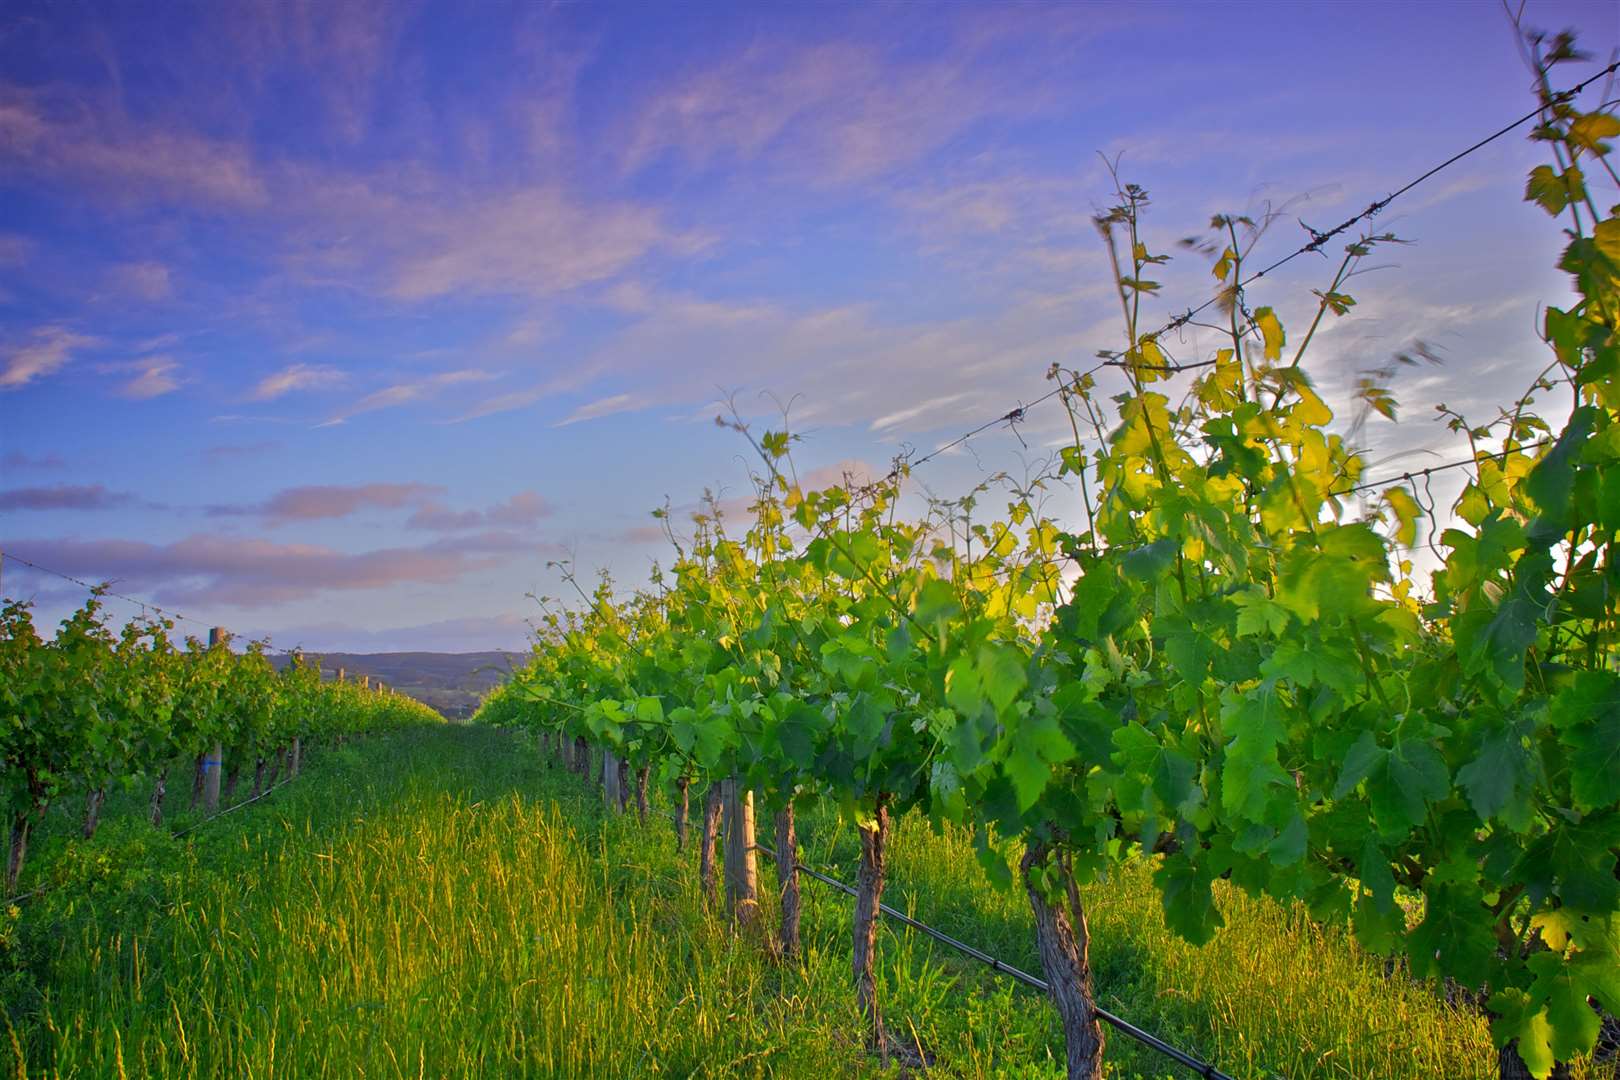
[[0, 88, 267, 207], [209, 482, 445, 525], [1, 451, 65, 471], [106, 261, 174, 301], [201, 441, 281, 464], [0, 531, 530, 609], [553, 392, 649, 427], [0, 484, 133, 511], [251, 363, 347, 401], [1, 327, 98, 390], [112, 356, 183, 399], [407, 491, 552, 531], [319, 369, 497, 426]]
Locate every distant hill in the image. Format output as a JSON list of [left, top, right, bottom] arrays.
[[270, 651, 523, 719]]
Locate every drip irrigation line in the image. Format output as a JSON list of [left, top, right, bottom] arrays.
[[750, 839, 1242, 1080], [4, 768, 303, 906], [870, 59, 1618, 486], [169, 774, 299, 838]]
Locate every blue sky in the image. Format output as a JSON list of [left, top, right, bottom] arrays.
[[2, 0, 1616, 651]]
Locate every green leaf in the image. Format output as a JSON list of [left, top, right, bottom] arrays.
[[979, 643, 1028, 715], [1488, 989, 1555, 1078], [1155, 853, 1224, 944], [1456, 720, 1536, 828], [1552, 671, 1620, 811]]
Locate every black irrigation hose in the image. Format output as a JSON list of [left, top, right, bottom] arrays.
[[750, 839, 1243, 1080]]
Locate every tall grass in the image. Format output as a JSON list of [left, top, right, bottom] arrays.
[[2, 728, 1610, 1078]]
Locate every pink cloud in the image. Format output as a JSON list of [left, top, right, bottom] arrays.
[[107, 261, 174, 301], [208, 482, 444, 525], [0, 531, 540, 610], [113, 356, 183, 399], [250, 363, 346, 401], [0, 89, 267, 207], [319, 369, 497, 426], [1, 327, 98, 390], [406, 491, 552, 531], [0, 484, 132, 511]]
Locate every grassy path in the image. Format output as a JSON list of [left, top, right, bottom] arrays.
[[1, 725, 1599, 1078]]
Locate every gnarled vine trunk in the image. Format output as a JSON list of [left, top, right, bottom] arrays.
[[673, 776, 690, 851], [617, 757, 630, 813], [6, 814, 30, 894], [699, 783, 723, 905], [1022, 841, 1104, 1080], [190, 752, 207, 809], [574, 736, 589, 779], [149, 766, 168, 826], [635, 765, 650, 824], [853, 796, 890, 1056], [82, 787, 105, 839], [250, 757, 267, 799], [775, 802, 800, 958]]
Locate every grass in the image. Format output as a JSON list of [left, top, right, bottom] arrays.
[[0, 725, 1610, 1078]]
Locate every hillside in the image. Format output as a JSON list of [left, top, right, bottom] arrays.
[[270, 650, 522, 718]]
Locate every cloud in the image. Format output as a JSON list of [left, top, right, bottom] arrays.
[[385, 189, 679, 301], [0, 88, 267, 207], [614, 18, 1096, 187], [210, 481, 445, 525], [1, 327, 98, 390], [0, 531, 533, 609], [0, 484, 133, 511], [1, 452, 65, 470], [320, 369, 497, 426], [113, 356, 182, 399], [250, 363, 346, 401], [406, 491, 552, 531], [553, 393, 650, 428], [201, 441, 281, 464], [0, 234, 33, 267], [107, 261, 173, 301]]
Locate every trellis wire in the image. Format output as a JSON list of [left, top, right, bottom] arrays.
[[750, 834, 1243, 1080]]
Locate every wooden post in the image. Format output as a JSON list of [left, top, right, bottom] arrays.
[[290, 736, 301, 778], [336, 667, 345, 682], [602, 750, 622, 812], [721, 778, 760, 928], [203, 627, 226, 813], [361, 675, 371, 691]]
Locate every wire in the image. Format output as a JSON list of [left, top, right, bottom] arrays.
[[0, 550, 212, 629], [1328, 441, 1550, 498], [751, 839, 1241, 1080], [873, 59, 1619, 485]]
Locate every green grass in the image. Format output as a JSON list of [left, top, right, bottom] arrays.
[[0, 726, 1609, 1078]]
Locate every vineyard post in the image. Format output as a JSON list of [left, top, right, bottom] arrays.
[[721, 778, 760, 928], [202, 627, 226, 813]]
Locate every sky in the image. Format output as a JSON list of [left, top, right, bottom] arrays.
[[1, 0, 1617, 653]]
